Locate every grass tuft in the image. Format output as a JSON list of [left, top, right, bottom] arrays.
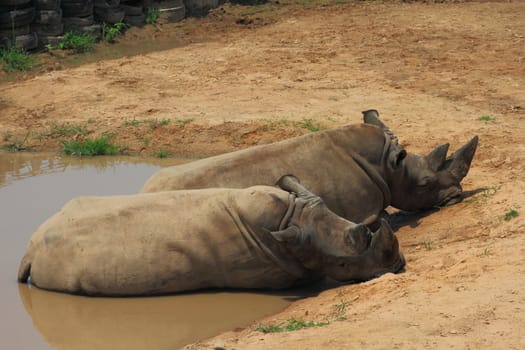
[[146, 7, 160, 25], [503, 209, 519, 221], [60, 137, 118, 156], [57, 32, 96, 53], [256, 318, 329, 333], [0, 47, 35, 72]]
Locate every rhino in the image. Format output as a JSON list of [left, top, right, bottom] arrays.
[[17, 176, 404, 296], [140, 110, 478, 225]]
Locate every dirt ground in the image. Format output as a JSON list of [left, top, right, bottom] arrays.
[[1, 0, 524, 349]]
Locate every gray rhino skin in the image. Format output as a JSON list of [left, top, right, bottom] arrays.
[[17, 176, 404, 296], [141, 110, 478, 224]]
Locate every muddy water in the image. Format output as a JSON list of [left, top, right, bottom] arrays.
[[0, 152, 307, 350]]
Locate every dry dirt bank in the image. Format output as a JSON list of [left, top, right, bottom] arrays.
[[1, 1, 524, 349]]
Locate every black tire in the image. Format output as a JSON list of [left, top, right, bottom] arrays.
[[38, 34, 62, 46], [94, 6, 124, 24], [31, 21, 63, 35], [0, 23, 28, 37], [121, 4, 141, 16], [62, 14, 93, 30], [34, 9, 62, 25], [34, 0, 61, 10], [13, 31, 38, 50], [0, 7, 35, 29], [158, 6, 185, 24], [61, 0, 93, 17], [93, 0, 119, 9], [123, 13, 144, 26], [0, 0, 31, 6]]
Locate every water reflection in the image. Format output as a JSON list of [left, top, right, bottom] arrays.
[[0, 152, 190, 188], [19, 285, 292, 350]]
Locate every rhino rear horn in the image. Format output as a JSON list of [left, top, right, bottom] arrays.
[[426, 143, 450, 171], [445, 136, 479, 181], [362, 109, 399, 144]]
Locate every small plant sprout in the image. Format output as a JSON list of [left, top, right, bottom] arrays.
[[503, 209, 519, 221], [332, 300, 349, 321], [156, 149, 168, 158], [421, 240, 433, 250], [176, 118, 194, 128], [146, 7, 160, 25], [102, 22, 127, 43], [477, 115, 495, 122], [298, 118, 323, 132]]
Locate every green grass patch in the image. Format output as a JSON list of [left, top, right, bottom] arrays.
[[147, 118, 171, 130], [123, 118, 142, 127], [102, 22, 127, 43], [146, 7, 160, 25], [0, 47, 35, 72], [297, 118, 323, 132], [503, 209, 519, 221], [477, 115, 495, 122], [256, 318, 329, 333], [60, 137, 118, 156], [57, 31, 97, 53], [156, 149, 168, 158], [49, 122, 88, 137]]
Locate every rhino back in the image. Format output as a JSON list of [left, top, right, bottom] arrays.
[[27, 187, 307, 295], [141, 125, 387, 222]]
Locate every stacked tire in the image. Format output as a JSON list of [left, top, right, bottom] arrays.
[[32, 0, 63, 47], [121, 0, 145, 27], [61, 0, 100, 38], [94, 0, 124, 25], [0, 0, 37, 50]]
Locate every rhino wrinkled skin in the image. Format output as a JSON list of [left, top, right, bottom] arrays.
[[141, 110, 478, 225], [18, 176, 404, 296]]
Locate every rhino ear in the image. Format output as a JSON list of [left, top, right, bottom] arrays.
[[426, 143, 450, 171], [388, 148, 407, 170], [362, 109, 399, 145], [445, 136, 479, 181], [344, 224, 371, 254], [362, 109, 385, 128], [270, 226, 301, 243]]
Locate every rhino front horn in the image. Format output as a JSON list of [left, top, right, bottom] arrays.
[[446, 136, 479, 181]]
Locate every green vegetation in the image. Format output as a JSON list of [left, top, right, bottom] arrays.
[[298, 118, 323, 132], [503, 209, 519, 221], [332, 300, 349, 321], [2, 132, 31, 151], [463, 187, 498, 204], [421, 240, 433, 250], [49, 122, 88, 137], [0, 47, 35, 72], [60, 136, 118, 156], [176, 118, 194, 128], [147, 118, 171, 130], [102, 22, 127, 43], [256, 318, 329, 333], [57, 32, 97, 53], [123, 118, 142, 127], [146, 7, 160, 25], [477, 115, 495, 122], [258, 118, 291, 131], [156, 149, 168, 158]]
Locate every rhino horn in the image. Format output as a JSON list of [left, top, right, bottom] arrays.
[[426, 143, 450, 171], [362, 109, 399, 144], [445, 136, 479, 181]]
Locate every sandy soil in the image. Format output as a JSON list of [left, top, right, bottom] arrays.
[[1, 1, 524, 349]]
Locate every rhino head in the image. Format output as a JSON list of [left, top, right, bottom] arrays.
[[363, 110, 479, 212], [272, 175, 405, 282]]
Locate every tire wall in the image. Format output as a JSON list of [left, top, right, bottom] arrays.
[[0, 0, 214, 50]]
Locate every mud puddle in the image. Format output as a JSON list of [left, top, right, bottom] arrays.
[[0, 152, 308, 350]]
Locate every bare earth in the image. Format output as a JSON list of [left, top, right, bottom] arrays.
[[1, 1, 524, 349]]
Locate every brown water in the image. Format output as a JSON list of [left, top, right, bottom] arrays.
[[0, 152, 311, 350]]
